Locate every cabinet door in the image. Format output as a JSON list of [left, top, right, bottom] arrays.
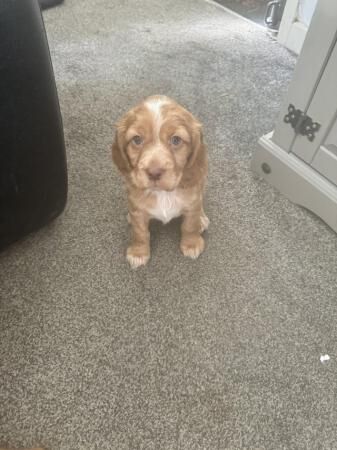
[[272, 0, 337, 156], [311, 119, 337, 185], [289, 38, 337, 165]]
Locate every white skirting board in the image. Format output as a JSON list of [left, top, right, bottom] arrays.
[[251, 132, 337, 233]]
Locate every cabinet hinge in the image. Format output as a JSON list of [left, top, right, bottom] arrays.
[[284, 104, 321, 142]]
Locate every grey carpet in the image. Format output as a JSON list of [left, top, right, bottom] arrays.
[[1, 1, 337, 449]]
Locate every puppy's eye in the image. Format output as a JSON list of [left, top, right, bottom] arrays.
[[132, 135, 143, 146], [170, 135, 182, 146]]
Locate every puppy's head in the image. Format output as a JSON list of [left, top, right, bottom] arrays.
[[112, 95, 204, 191]]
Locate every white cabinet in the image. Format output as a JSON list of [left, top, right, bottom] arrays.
[[252, 0, 337, 233], [312, 122, 337, 186], [298, 0, 317, 27], [278, 0, 318, 54]]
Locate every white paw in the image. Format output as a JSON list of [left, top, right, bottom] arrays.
[[181, 236, 205, 259], [182, 247, 202, 259], [200, 215, 210, 233], [126, 247, 150, 269]]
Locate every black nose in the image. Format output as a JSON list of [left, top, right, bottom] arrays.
[[147, 168, 164, 181]]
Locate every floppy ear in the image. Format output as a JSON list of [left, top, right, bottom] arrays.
[[112, 123, 131, 175], [187, 118, 204, 169]]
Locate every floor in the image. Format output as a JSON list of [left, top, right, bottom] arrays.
[[1, 0, 337, 449]]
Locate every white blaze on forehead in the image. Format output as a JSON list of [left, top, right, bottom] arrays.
[[145, 97, 169, 138], [146, 97, 167, 117]]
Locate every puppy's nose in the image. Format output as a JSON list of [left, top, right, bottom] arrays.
[[147, 167, 165, 181]]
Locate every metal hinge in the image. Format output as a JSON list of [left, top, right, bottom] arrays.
[[284, 104, 321, 142]]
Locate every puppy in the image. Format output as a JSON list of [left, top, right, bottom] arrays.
[[112, 95, 209, 268]]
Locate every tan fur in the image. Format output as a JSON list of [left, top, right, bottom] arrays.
[[112, 95, 209, 268]]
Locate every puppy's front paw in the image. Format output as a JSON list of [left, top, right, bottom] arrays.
[[180, 235, 205, 259], [127, 245, 150, 269]]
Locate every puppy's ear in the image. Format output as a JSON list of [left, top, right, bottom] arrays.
[[187, 118, 205, 169], [112, 121, 131, 175]]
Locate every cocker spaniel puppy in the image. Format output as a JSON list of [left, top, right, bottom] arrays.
[[112, 95, 209, 268]]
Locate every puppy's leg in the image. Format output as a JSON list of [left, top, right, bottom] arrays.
[[180, 208, 205, 259], [127, 211, 150, 268], [200, 208, 210, 233]]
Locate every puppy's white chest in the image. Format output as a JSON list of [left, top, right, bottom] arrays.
[[149, 190, 183, 224]]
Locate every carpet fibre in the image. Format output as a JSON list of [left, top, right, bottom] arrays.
[[1, 1, 337, 449]]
